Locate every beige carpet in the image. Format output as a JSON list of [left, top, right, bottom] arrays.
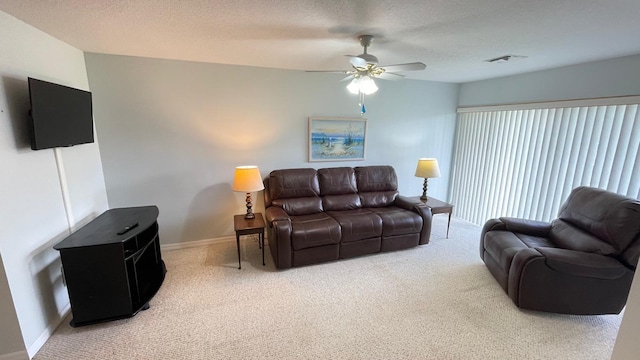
[[34, 216, 622, 359]]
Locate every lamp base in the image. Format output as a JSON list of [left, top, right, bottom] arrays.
[[420, 178, 429, 201], [244, 192, 255, 219]]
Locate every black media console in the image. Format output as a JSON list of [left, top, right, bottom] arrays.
[[54, 206, 166, 327]]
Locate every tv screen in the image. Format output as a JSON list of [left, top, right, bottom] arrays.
[[28, 77, 94, 150]]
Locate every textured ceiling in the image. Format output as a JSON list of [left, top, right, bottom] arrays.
[[1, 0, 640, 83]]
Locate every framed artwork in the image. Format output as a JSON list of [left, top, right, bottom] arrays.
[[308, 116, 367, 162]]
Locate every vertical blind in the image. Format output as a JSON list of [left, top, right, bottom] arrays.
[[450, 97, 640, 225]]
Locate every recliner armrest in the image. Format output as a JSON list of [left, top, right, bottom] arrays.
[[395, 195, 432, 245], [498, 217, 551, 237], [535, 247, 630, 280], [394, 195, 423, 210], [265, 206, 291, 224]]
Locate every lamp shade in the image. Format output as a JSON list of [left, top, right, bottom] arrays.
[[414, 158, 441, 178], [232, 166, 264, 192]]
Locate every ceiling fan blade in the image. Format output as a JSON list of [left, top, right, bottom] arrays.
[[380, 62, 427, 72], [340, 75, 355, 82], [346, 55, 367, 68], [377, 72, 405, 80], [305, 70, 351, 74]]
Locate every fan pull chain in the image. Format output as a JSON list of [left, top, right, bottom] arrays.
[[359, 92, 366, 115]]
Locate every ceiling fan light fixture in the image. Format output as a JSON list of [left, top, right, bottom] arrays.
[[359, 76, 378, 95], [346, 76, 378, 95], [347, 78, 361, 94]]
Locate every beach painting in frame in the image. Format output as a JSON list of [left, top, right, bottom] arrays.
[[309, 117, 367, 162]]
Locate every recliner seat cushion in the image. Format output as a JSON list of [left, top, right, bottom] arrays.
[[290, 213, 341, 250], [371, 206, 423, 236], [327, 209, 382, 243]]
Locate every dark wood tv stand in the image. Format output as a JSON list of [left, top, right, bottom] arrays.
[[54, 206, 166, 327]]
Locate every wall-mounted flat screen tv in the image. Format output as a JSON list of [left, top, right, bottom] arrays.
[[28, 77, 94, 150]]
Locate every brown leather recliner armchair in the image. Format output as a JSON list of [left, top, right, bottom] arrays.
[[480, 186, 640, 315]]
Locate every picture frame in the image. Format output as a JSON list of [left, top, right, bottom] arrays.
[[308, 116, 367, 162]]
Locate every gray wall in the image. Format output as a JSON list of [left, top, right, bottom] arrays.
[[0, 255, 25, 359], [459, 54, 640, 107], [457, 54, 640, 360], [85, 53, 460, 245], [0, 10, 109, 358]]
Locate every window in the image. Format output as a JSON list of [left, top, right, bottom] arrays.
[[450, 97, 640, 224]]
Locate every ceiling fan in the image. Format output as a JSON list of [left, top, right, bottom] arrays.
[[309, 34, 426, 114]]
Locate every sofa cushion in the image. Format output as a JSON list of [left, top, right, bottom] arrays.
[[557, 186, 640, 252], [323, 194, 362, 211], [550, 219, 616, 256], [516, 234, 556, 249], [318, 167, 358, 195], [360, 191, 398, 208], [290, 213, 341, 250], [327, 209, 382, 243], [272, 197, 323, 216], [371, 206, 422, 236], [269, 168, 320, 200], [355, 166, 398, 192]]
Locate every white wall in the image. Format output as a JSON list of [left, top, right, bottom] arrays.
[[84, 53, 459, 245], [0, 10, 109, 358], [457, 54, 640, 360]]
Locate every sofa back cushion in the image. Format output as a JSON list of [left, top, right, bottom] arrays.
[[269, 168, 320, 200], [355, 166, 398, 207], [550, 219, 616, 255], [272, 197, 324, 216], [558, 187, 640, 256], [359, 191, 398, 208], [355, 166, 398, 192], [323, 194, 362, 211], [318, 167, 358, 195]]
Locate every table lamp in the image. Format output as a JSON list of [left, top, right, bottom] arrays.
[[232, 165, 264, 219], [414, 158, 441, 200]]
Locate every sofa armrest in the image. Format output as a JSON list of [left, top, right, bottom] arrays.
[[264, 207, 293, 269], [499, 217, 551, 237], [265, 206, 290, 223], [395, 195, 433, 245], [535, 247, 630, 280], [395, 195, 422, 209], [508, 247, 630, 299]]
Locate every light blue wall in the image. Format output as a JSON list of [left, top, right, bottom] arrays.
[[459, 54, 640, 107], [85, 53, 460, 245]]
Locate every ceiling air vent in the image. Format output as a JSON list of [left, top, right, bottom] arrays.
[[485, 55, 527, 63]]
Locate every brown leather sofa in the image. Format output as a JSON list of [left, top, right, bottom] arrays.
[[263, 166, 432, 269], [480, 186, 640, 314]]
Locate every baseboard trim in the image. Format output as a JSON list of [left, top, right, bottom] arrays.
[[161, 236, 235, 251], [27, 303, 71, 359], [161, 234, 270, 252], [0, 351, 29, 360]]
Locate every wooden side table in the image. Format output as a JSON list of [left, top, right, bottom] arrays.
[[412, 197, 454, 239], [233, 213, 266, 269]]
